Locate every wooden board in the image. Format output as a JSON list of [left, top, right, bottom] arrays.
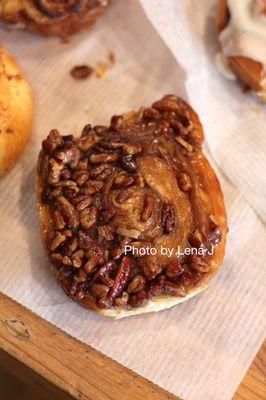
[[0, 292, 265, 400]]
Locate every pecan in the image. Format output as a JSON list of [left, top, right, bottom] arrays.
[[50, 252, 63, 266], [72, 249, 84, 268], [189, 255, 210, 273], [179, 269, 200, 286], [165, 260, 184, 278], [55, 145, 81, 168], [75, 288, 86, 300], [78, 230, 92, 250], [85, 240, 105, 264], [61, 229, 72, 237], [54, 179, 77, 188], [84, 256, 99, 274], [115, 189, 132, 203], [42, 187, 62, 202], [122, 143, 142, 155], [60, 167, 71, 180], [80, 206, 98, 229], [70, 65, 93, 80], [143, 107, 161, 119], [93, 260, 116, 287], [128, 290, 147, 307], [50, 231, 66, 251], [114, 174, 135, 188], [120, 155, 137, 172], [56, 196, 79, 229], [134, 175, 145, 187], [52, 210, 65, 230], [99, 206, 116, 224], [90, 164, 113, 180], [114, 291, 129, 308], [62, 256, 72, 266], [76, 158, 88, 170], [74, 269, 87, 283], [175, 136, 193, 153], [48, 158, 64, 184], [140, 194, 154, 222], [178, 173, 192, 192], [66, 237, 78, 255], [90, 284, 109, 299], [64, 186, 79, 200], [82, 180, 104, 194], [160, 120, 171, 135], [89, 153, 118, 163], [163, 281, 186, 297], [161, 204, 175, 233], [147, 275, 165, 298], [42, 129, 62, 154], [78, 133, 100, 151], [110, 115, 124, 131], [127, 275, 146, 294], [76, 196, 93, 211], [188, 229, 203, 249], [170, 117, 190, 136], [107, 256, 133, 300], [98, 225, 114, 241], [152, 99, 180, 113], [112, 237, 131, 260], [143, 261, 162, 280], [71, 170, 90, 186]]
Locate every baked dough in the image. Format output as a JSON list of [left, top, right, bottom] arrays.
[[216, 0, 266, 100], [0, 45, 32, 177], [37, 95, 227, 318], [0, 0, 109, 37]]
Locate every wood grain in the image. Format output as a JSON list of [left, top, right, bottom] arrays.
[[0, 292, 177, 400], [0, 292, 265, 400]]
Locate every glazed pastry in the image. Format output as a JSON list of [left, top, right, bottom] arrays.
[[0, 44, 32, 177], [215, 0, 266, 101], [37, 95, 227, 318], [0, 0, 109, 37]]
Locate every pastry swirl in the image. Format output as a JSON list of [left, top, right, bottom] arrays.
[[0, 0, 109, 36], [37, 95, 227, 318]]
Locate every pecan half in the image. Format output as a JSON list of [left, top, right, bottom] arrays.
[[80, 206, 98, 229], [140, 194, 154, 222], [106, 256, 133, 300], [56, 196, 79, 229]]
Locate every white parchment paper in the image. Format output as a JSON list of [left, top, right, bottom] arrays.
[[0, 1, 265, 400]]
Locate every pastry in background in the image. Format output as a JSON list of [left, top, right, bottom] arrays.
[[0, 45, 32, 177], [37, 95, 227, 318], [0, 0, 109, 37], [215, 0, 266, 101]]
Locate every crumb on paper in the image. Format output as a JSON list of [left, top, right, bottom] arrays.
[[95, 62, 107, 78], [70, 51, 116, 81], [108, 51, 115, 65], [251, 106, 261, 115], [70, 65, 93, 80]]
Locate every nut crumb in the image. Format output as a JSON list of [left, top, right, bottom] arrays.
[[71, 65, 93, 80]]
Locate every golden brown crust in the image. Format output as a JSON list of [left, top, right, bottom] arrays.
[[216, 0, 265, 98], [0, 0, 109, 37], [36, 96, 227, 318], [0, 44, 32, 177]]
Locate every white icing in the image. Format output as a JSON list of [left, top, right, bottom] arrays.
[[215, 52, 237, 80], [219, 0, 266, 69]]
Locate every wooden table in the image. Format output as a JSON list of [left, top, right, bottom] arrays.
[[0, 292, 265, 400]]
